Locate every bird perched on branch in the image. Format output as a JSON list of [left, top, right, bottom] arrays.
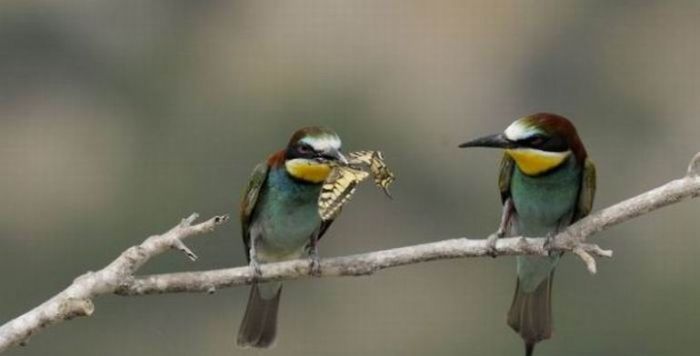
[[237, 127, 348, 348], [459, 113, 596, 356]]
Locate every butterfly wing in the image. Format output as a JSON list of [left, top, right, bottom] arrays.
[[348, 150, 395, 197], [318, 166, 370, 221]]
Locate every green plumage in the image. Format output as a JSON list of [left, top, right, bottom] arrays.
[[460, 113, 596, 356], [500, 154, 596, 354], [511, 156, 580, 291], [239, 164, 328, 348], [238, 155, 336, 348], [237, 126, 346, 348], [240, 162, 269, 261], [251, 167, 325, 260]]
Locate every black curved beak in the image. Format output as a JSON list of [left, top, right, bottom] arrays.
[[317, 148, 349, 165], [332, 149, 349, 165], [458, 133, 516, 149]]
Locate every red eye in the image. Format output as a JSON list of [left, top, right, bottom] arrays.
[[298, 144, 313, 154], [529, 137, 545, 146]]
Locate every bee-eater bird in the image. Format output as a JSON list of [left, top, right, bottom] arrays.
[[459, 113, 596, 356], [237, 127, 348, 348]]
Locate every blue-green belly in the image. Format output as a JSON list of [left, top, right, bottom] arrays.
[[252, 168, 322, 262], [510, 158, 581, 292]]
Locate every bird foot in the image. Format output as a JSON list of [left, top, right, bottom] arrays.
[[543, 233, 555, 256], [485, 233, 500, 258], [517, 236, 531, 249], [309, 256, 322, 277], [249, 260, 263, 282], [308, 239, 322, 277]]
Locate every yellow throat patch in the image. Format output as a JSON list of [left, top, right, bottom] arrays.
[[285, 159, 333, 183], [506, 148, 571, 175]]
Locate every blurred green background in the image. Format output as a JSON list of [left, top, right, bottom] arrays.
[[0, 1, 698, 355]]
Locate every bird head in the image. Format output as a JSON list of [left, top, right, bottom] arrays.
[[459, 113, 587, 175], [284, 127, 348, 183]]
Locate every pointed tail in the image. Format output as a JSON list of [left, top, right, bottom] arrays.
[[237, 283, 282, 348], [525, 342, 536, 356], [507, 272, 554, 356]]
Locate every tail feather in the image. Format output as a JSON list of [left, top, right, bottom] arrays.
[[237, 283, 282, 348], [525, 342, 535, 356], [507, 272, 554, 355]]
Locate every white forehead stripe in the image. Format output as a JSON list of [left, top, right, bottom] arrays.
[[301, 135, 341, 151], [504, 121, 530, 141]]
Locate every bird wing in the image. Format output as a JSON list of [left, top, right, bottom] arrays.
[[498, 153, 516, 203], [240, 162, 270, 262], [572, 158, 597, 222]]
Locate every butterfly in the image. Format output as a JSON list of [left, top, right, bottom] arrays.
[[317, 150, 395, 221]]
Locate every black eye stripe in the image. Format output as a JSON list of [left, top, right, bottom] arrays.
[[516, 135, 568, 152], [286, 142, 319, 160], [517, 134, 546, 146]]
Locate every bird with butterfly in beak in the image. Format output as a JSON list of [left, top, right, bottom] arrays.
[[459, 113, 596, 356], [237, 127, 349, 348]]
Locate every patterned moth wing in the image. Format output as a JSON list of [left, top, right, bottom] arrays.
[[347, 150, 374, 165], [348, 151, 395, 197], [318, 166, 370, 221], [368, 151, 395, 197]]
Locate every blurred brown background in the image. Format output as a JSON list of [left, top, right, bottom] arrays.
[[0, 1, 699, 355]]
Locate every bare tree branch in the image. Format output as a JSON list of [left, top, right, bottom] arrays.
[[0, 214, 230, 353], [116, 235, 614, 296], [0, 152, 698, 353]]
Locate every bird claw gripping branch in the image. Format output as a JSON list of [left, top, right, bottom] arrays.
[[318, 150, 395, 221]]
